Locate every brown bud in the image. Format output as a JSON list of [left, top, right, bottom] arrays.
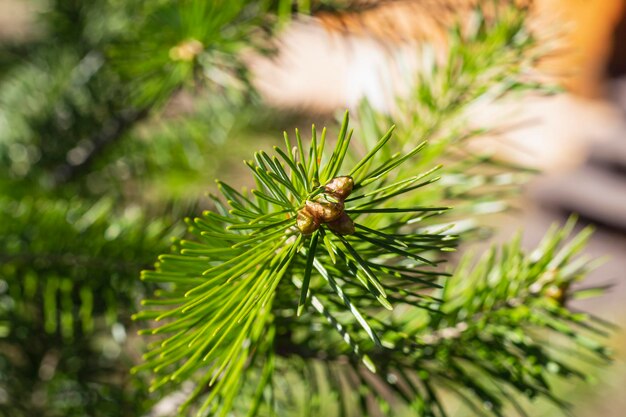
[[325, 176, 354, 200], [296, 209, 319, 235], [327, 212, 355, 235], [305, 199, 344, 223]]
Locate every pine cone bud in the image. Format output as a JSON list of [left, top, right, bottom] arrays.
[[325, 176, 354, 200], [296, 209, 320, 235], [327, 212, 355, 235], [305, 199, 344, 223]]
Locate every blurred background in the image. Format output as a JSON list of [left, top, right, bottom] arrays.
[[0, 0, 625, 416]]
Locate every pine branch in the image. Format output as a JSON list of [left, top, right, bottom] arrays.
[[0, 193, 183, 415], [134, 110, 613, 416], [0, 194, 182, 338], [135, 113, 456, 415], [260, 220, 612, 417], [53, 107, 150, 184], [348, 2, 549, 227], [0, 0, 298, 186]]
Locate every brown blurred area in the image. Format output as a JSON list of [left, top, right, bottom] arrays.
[[253, 0, 626, 103], [0, 0, 40, 40], [536, 0, 625, 98], [314, 0, 626, 97], [250, 0, 626, 170]]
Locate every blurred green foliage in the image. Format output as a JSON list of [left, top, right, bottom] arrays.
[[0, 0, 312, 415]]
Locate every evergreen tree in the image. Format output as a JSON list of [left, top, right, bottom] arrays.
[[0, 1, 613, 417]]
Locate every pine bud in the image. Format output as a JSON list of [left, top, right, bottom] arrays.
[[325, 176, 354, 199], [327, 211, 355, 235], [545, 283, 569, 305], [169, 39, 204, 61], [305, 199, 344, 223], [296, 209, 320, 235]]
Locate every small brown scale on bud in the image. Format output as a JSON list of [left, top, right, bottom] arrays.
[[295, 175, 356, 235], [296, 209, 319, 235], [305, 199, 344, 223], [324, 176, 354, 200], [327, 212, 355, 235]]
